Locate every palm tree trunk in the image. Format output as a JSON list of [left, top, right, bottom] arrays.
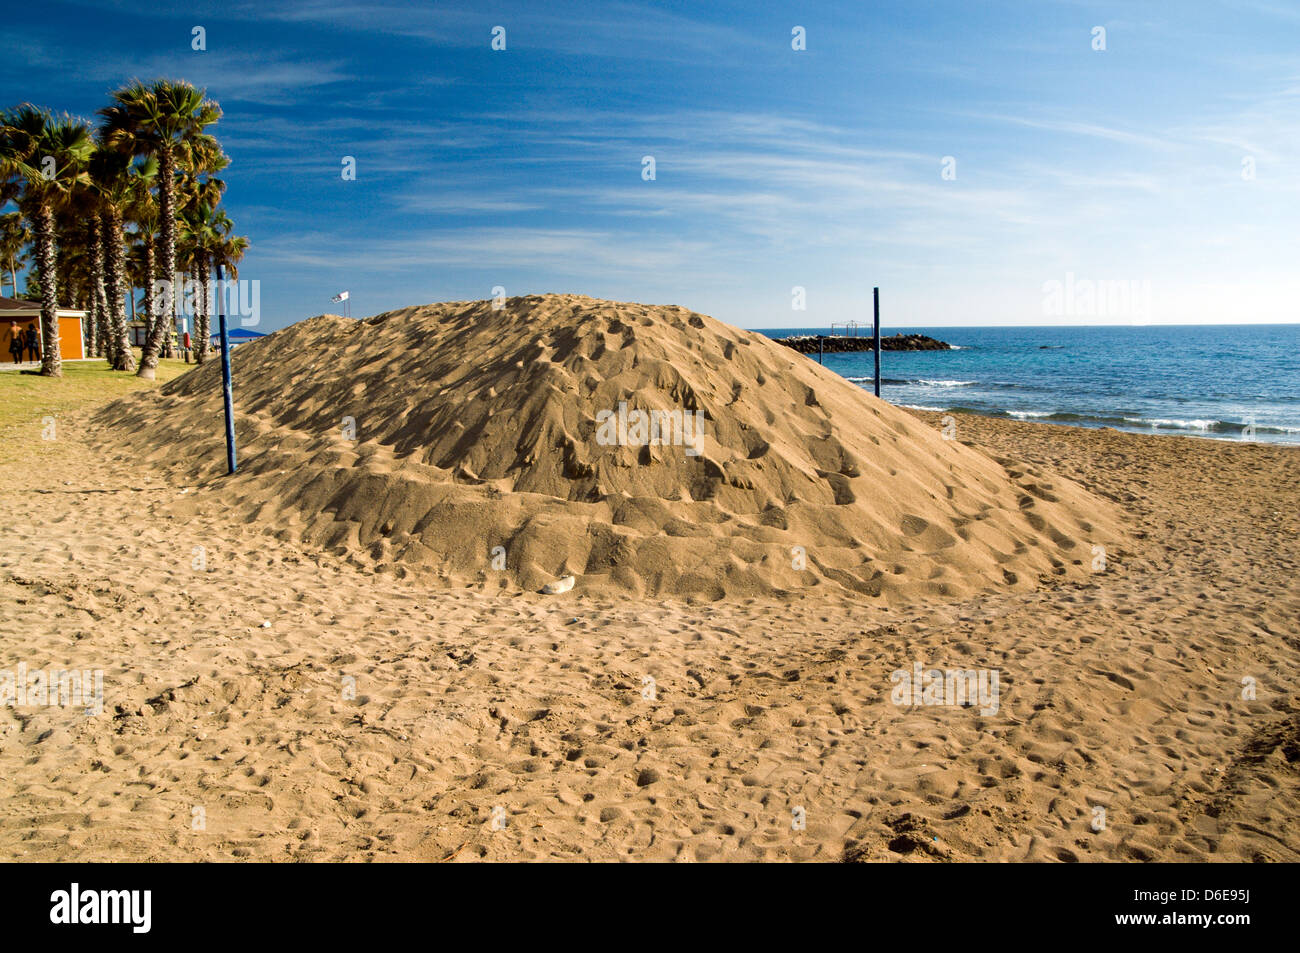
[[89, 216, 112, 363], [86, 294, 98, 357], [142, 236, 155, 341], [128, 273, 137, 354], [137, 148, 176, 379], [195, 255, 211, 364], [102, 208, 135, 371], [34, 201, 61, 377], [82, 294, 93, 357], [89, 297, 100, 356]]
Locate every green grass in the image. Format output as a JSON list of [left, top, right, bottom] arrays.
[[0, 352, 191, 467]]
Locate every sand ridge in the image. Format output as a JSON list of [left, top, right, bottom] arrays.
[[91, 295, 1126, 604]]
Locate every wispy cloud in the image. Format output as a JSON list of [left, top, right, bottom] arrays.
[[8, 0, 1300, 326]]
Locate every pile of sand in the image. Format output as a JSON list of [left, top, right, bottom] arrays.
[[94, 295, 1125, 601]]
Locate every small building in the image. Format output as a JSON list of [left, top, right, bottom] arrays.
[[128, 319, 179, 348], [0, 297, 87, 361]]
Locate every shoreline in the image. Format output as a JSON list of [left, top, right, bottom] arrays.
[[899, 404, 1300, 447], [763, 323, 1300, 448]]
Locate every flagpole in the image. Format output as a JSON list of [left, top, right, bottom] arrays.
[[332, 290, 351, 319], [217, 264, 238, 475]]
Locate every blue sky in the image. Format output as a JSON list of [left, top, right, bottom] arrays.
[[4, 0, 1299, 329]]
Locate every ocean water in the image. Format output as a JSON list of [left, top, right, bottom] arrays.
[[759, 325, 1300, 446]]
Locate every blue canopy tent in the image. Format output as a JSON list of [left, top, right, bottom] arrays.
[[209, 327, 266, 347]]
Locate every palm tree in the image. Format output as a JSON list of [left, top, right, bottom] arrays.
[[125, 184, 158, 346], [100, 80, 221, 379], [57, 225, 99, 357], [0, 178, 24, 297], [0, 105, 93, 377], [212, 230, 248, 298], [197, 228, 249, 359], [176, 215, 198, 357], [176, 134, 227, 363], [89, 147, 153, 371], [0, 210, 29, 296], [60, 188, 111, 362], [216, 232, 248, 274], [180, 200, 235, 364]]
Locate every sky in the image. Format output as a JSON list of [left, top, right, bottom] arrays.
[[3, 0, 1299, 330]]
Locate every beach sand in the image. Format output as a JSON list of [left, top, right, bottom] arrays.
[[0, 302, 1296, 862]]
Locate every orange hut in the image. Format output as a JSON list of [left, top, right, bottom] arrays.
[[1, 297, 86, 362]]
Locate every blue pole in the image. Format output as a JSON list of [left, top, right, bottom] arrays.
[[216, 264, 237, 474], [873, 286, 881, 397]]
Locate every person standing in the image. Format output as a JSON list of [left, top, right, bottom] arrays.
[[23, 323, 39, 363], [7, 322, 21, 363]]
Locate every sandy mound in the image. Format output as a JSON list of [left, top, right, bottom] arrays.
[[94, 295, 1125, 601]]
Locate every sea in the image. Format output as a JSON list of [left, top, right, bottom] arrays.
[[758, 324, 1300, 446]]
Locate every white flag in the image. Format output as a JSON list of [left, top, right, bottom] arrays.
[[332, 291, 350, 302]]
